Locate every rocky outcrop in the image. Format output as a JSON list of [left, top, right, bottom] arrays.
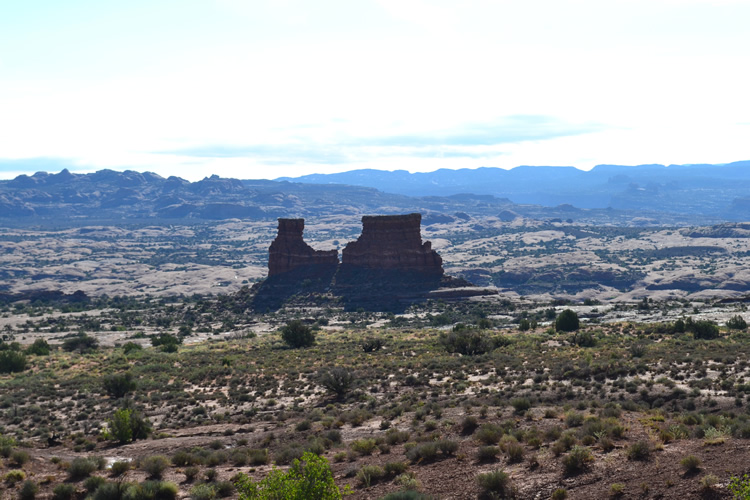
[[268, 219, 339, 277], [342, 213, 443, 274]]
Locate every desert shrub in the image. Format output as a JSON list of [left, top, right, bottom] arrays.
[[555, 309, 580, 332], [151, 333, 182, 352], [477, 446, 500, 461], [215, 481, 234, 497], [84, 475, 107, 494], [122, 342, 143, 354], [318, 367, 354, 398], [110, 460, 131, 476], [386, 428, 411, 445], [26, 338, 51, 356], [234, 452, 342, 499], [19, 479, 39, 500], [629, 342, 647, 358], [128, 481, 179, 500], [476, 469, 515, 498], [0, 349, 26, 373], [281, 320, 315, 348], [406, 442, 439, 463], [519, 319, 531, 331], [379, 491, 434, 500], [248, 448, 270, 465], [437, 439, 459, 456], [357, 465, 385, 487], [461, 415, 479, 435], [690, 320, 719, 340], [52, 483, 76, 500], [190, 484, 217, 500], [551, 488, 568, 500], [275, 444, 304, 465], [91, 481, 133, 500], [510, 397, 531, 414], [350, 438, 377, 455], [102, 372, 137, 399], [4, 469, 26, 483], [475, 423, 504, 445], [727, 315, 748, 330], [561, 446, 594, 476], [609, 483, 625, 497], [68, 457, 99, 480], [572, 331, 595, 347], [626, 441, 651, 461], [141, 454, 170, 479], [11, 449, 30, 466], [505, 441, 525, 464], [62, 333, 98, 352], [439, 329, 492, 355], [362, 338, 384, 352], [384, 461, 409, 475], [564, 411, 584, 428], [680, 454, 701, 473]]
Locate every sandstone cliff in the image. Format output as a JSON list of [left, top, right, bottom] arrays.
[[267, 219, 338, 277], [342, 213, 443, 275]]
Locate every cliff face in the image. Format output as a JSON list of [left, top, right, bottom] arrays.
[[267, 219, 338, 276], [342, 213, 443, 274]]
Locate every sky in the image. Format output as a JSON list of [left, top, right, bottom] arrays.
[[1, 0, 749, 181]]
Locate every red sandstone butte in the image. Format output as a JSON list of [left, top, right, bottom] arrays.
[[268, 219, 338, 276], [342, 213, 443, 274]]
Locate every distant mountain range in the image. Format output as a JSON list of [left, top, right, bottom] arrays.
[[2, 162, 749, 225], [279, 161, 750, 218]]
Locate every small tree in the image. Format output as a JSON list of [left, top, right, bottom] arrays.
[[62, 334, 98, 353], [107, 407, 152, 444], [555, 309, 580, 332], [318, 367, 354, 398], [102, 372, 137, 399], [691, 320, 719, 340], [727, 315, 748, 331], [281, 320, 315, 348], [234, 452, 343, 500], [26, 338, 51, 356], [0, 349, 26, 373]]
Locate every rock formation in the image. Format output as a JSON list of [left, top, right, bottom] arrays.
[[268, 219, 338, 277], [342, 213, 443, 274]]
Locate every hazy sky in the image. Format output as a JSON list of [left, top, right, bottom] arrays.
[[1, 0, 748, 181]]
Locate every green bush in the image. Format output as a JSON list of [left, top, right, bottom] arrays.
[[318, 367, 354, 398], [0, 349, 26, 373], [439, 329, 492, 355], [19, 479, 39, 500], [727, 315, 748, 330], [190, 484, 217, 500], [102, 372, 137, 399], [680, 454, 701, 473], [379, 491, 434, 500], [62, 334, 98, 353], [68, 457, 99, 480], [561, 446, 594, 476], [350, 438, 377, 455], [141, 455, 170, 479], [234, 452, 343, 499], [110, 460, 131, 477], [729, 474, 750, 499], [511, 397, 531, 414], [91, 481, 132, 500], [26, 338, 51, 356], [139, 481, 179, 500], [555, 309, 580, 332], [476, 469, 515, 498], [52, 483, 76, 500], [4, 469, 26, 483], [281, 320, 316, 348], [84, 475, 107, 494], [356, 465, 385, 487], [477, 446, 500, 461], [626, 441, 651, 461], [107, 407, 152, 444], [690, 320, 720, 340]]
